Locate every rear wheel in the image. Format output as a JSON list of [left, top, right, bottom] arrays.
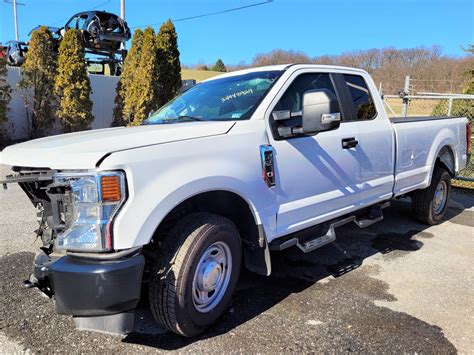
[[412, 167, 451, 225], [149, 213, 241, 337]]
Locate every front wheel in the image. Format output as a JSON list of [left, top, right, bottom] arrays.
[[412, 167, 451, 225], [149, 213, 241, 337]]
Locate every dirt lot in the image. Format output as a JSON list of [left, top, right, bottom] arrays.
[[0, 165, 473, 353]]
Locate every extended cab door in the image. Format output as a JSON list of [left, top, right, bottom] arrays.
[[338, 73, 394, 206], [266, 69, 394, 238], [266, 70, 362, 236]]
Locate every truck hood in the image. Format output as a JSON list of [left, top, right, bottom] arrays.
[[0, 121, 235, 169]]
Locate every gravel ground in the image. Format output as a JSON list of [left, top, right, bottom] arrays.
[[0, 165, 473, 353]]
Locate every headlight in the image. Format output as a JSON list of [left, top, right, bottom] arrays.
[[53, 171, 126, 252]]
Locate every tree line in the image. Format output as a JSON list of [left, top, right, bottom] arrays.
[[227, 46, 473, 94], [184, 58, 227, 72]]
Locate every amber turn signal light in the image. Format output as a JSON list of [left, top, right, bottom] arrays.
[[101, 175, 122, 202]]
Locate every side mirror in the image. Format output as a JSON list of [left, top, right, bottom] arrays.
[[302, 89, 341, 134]]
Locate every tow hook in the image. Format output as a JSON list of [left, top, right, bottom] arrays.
[[22, 253, 55, 298], [22, 275, 54, 298], [21, 279, 35, 289]]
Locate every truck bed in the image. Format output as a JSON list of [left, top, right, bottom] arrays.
[[391, 115, 467, 196]]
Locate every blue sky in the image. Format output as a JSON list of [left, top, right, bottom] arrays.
[[0, 0, 472, 65]]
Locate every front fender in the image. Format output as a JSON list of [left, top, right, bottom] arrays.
[[99, 129, 276, 249], [133, 176, 275, 248]]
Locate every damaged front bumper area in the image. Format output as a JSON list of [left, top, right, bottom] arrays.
[[1, 167, 144, 335], [28, 248, 145, 334]]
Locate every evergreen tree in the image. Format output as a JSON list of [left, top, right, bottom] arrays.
[[463, 44, 473, 95], [156, 19, 182, 107], [212, 58, 227, 72], [125, 27, 159, 125], [112, 29, 143, 126], [0, 56, 11, 147], [18, 26, 57, 138], [55, 29, 94, 132]]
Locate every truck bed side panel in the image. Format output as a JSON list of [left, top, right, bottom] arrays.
[[392, 116, 467, 196]]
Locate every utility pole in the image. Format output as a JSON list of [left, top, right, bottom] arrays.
[[13, 0, 18, 40], [4, 0, 25, 41], [120, 0, 125, 20], [119, 0, 126, 50]]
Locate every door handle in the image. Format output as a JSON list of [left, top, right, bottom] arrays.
[[342, 137, 358, 149]]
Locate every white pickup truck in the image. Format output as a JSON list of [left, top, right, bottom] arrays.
[[0, 64, 470, 337]]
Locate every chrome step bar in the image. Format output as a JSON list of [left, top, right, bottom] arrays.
[[271, 202, 390, 253]]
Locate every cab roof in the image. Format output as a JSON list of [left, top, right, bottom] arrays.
[[203, 64, 368, 82]]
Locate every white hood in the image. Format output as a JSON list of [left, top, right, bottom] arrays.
[[0, 122, 234, 170]]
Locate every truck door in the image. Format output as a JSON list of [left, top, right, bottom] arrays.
[[339, 73, 394, 205], [266, 71, 364, 237]]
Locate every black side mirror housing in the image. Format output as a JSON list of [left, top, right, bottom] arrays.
[[302, 89, 341, 134]]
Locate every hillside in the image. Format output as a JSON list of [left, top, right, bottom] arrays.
[[181, 69, 223, 82]]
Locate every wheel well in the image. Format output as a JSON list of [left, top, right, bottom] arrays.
[[436, 145, 455, 177], [149, 191, 267, 274]]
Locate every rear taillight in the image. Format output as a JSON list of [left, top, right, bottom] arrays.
[[467, 123, 472, 155]]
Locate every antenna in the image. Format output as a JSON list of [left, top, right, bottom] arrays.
[[4, 0, 26, 41]]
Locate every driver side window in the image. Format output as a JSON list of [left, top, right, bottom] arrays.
[[275, 73, 337, 113], [271, 73, 340, 138]]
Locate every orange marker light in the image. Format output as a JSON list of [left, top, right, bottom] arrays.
[[101, 175, 122, 202]]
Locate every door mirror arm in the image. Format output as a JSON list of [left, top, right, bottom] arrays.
[[272, 89, 341, 138]]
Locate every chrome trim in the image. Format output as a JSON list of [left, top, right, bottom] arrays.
[[321, 112, 341, 124]]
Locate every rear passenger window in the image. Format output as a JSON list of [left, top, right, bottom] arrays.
[[343, 74, 377, 120]]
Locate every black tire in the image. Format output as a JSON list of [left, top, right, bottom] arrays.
[[412, 167, 451, 225], [149, 212, 241, 337]]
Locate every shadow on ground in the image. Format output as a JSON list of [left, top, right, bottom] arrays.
[[1, 190, 471, 352], [124, 192, 470, 351]]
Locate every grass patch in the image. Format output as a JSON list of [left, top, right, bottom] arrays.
[[452, 179, 474, 189], [384, 98, 441, 117], [181, 69, 223, 82], [453, 140, 474, 189]]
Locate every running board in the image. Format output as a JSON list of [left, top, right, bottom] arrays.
[[271, 202, 390, 253]]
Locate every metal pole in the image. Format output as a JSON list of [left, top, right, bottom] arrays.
[[4, 0, 25, 40], [401, 75, 410, 117], [13, 0, 19, 41], [120, 0, 125, 20], [119, 0, 125, 50], [447, 98, 453, 116]]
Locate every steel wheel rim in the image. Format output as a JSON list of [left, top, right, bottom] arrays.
[[433, 180, 447, 215], [192, 241, 232, 313]]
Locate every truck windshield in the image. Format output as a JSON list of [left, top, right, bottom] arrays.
[[144, 70, 282, 124]]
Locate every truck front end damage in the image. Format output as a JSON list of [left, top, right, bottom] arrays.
[[1, 167, 144, 335]]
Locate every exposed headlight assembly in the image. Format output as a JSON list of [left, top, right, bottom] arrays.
[[53, 171, 126, 252]]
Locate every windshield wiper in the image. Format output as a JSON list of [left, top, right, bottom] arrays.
[[177, 115, 205, 122], [145, 116, 206, 125]]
